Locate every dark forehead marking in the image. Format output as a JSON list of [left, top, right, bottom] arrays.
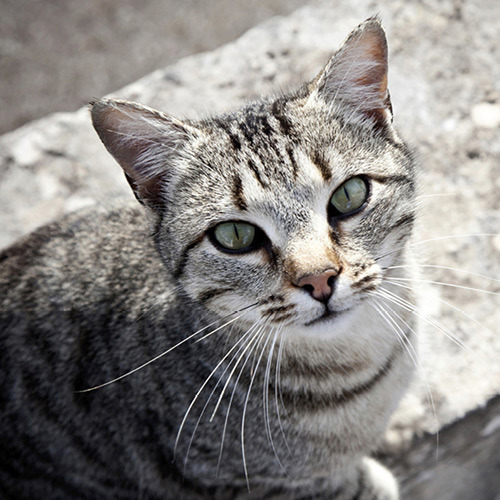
[[238, 111, 259, 144], [259, 115, 274, 137], [246, 158, 268, 188], [310, 150, 332, 182], [286, 146, 299, 180], [238, 107, 281, 145], [218, 121, 242, 151], [232, 174, 247, 211], [271, 99, 293, 135]]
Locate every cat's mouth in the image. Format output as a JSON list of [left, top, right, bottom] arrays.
[[305, 307, 347, 326]]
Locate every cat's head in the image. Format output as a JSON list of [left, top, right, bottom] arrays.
[[91, 18, 417, 342]]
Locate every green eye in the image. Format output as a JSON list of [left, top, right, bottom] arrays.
[[213, 222, 256, 252], [330, 177, 368, 215]]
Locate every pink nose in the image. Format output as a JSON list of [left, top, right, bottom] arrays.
[[296, 270, 338, 303]]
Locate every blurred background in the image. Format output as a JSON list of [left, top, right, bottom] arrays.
[[0, 0, 305, 135]]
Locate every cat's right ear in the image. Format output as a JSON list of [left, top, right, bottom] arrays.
[[91, 99, 201, 209]]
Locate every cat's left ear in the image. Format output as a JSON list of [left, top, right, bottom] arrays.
[[308, 17, 393, 130], [91, 98, 202, 209]]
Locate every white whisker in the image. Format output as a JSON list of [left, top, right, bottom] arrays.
[[173, 307, 260, 457], [416, 193, 458, 200], [387, 264, 500, 286], [262, 325, 289, 476], [216, 324, 268, 477], [370, 301, 418, 367], [386, 278, 496, 339], [274, 328, 294, 461], [377, 285, 469, 351], [210, 322, 265, 422], [376, 233, 499, 264], [370, 299, 440, 458], [241, 326, 274, 491], [76, 304, 258, 393], [413, 233, 499, 247], [183, 321, 262, 473], [385, 276, 500, 297]]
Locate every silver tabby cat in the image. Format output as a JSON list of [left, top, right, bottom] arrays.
[[0, 18, 418, 499]]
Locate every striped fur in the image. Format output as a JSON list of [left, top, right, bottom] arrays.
[[0, 18, 417, 499]]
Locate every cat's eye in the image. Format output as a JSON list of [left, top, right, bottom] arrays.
[[212, 221, 257, 252], [330, 177, 369, 216]]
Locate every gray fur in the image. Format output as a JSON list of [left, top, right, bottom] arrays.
[[0, 18, 417, 499]]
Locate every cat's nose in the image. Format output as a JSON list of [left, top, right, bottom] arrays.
[[296, 270, 338, 303]]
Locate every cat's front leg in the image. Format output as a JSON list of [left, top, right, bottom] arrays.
[[355, 457, 399, 500], [229, 458, 398, 500]]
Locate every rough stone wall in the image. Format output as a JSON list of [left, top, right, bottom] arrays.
[[1, 1, 499, 498]]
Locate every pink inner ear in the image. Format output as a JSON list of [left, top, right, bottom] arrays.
[[353, 32, 390, 125], [93, 105, 158, 178], [91, 99, 187, 207], [355, 34, 388, 96], [313, 19, 392, 128]]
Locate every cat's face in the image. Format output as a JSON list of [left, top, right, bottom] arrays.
[[157, 99, 415, 340], [91, 18, 417, 342]]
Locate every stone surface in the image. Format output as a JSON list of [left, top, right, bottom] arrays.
[[1, 1, 499, 498], [386, 394, 500, 499], [0, 0, 305, 134]]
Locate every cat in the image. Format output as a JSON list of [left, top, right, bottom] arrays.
[[0, 18, 418, 500]]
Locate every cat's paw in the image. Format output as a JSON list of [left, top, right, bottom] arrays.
[[360, 457, 399, 500]]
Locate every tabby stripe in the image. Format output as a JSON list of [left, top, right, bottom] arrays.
[[280, 355, 365, 380], [279, 344, 401, 412], [351, 467, 365, 500], [1, 432, 54, 479], [311, 151, 332, 182], [262, 304, 294, 316], [232, 174, 247, 211], [259, 115, 274, 137], [329, 227, 341, 246], [286, 146, 299, 180], [271, 100, 293, 135], [216, 120, 242, 151], [246, 158, 268, 188], [0, 452, 93, 499], [269, 312, 294, 323], [238, 118, 256, 144], [352, 274, 377, 289], [198, 287, 233, 303], [391, 212, 416, 231], [174, 235, 205, 279], [21, 369, 110, 472], [259, 294, 285, 305], [24, 299, 58, 370], [370, 173, 413, 187]]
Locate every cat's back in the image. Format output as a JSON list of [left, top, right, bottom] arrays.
[[0, 201, 171, 312]]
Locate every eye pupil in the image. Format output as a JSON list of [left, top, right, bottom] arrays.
[[213, 222, 256, 252], [330, 177, 368, 216]]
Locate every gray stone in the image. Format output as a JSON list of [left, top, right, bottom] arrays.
[[1, 1, 499, 498]]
